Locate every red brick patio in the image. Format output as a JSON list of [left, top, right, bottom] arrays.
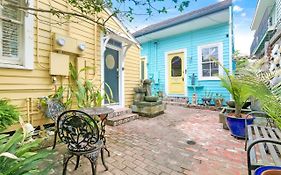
[[52, 105, 247, 175]]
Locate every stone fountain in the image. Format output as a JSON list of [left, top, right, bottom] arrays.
[[131, 79, 166, 117]]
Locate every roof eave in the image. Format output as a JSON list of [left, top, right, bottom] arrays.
[[134, 0, 232, 38]]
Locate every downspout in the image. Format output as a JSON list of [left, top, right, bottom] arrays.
[[229, 5, 233, 75], [229, 5, 234, 101], [154, 41, 158, 95]]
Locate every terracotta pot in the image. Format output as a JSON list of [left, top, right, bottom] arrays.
[[261, 169, 281, 175]]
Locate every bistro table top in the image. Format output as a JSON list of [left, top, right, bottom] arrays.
[[81, 106, 114, 116]]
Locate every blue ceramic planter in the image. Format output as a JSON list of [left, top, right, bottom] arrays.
[[254, 166, 281, 175], [226, 116, 255, 138]]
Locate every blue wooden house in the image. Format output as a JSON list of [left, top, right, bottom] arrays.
[[134, 0, 234, 104]]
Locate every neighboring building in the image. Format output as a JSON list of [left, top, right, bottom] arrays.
[[0, 0, 140, 130], [250, 0, 281, 58], [134, 0, 234, 104]]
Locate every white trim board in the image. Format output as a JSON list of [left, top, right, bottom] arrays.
[[197, 42, 223, 81], [164, 48, 188, 97]]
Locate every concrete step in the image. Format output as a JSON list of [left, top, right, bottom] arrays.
[[163, 101, 187, 107], [107, 107, 132, 118], [106, 113, 139, 126], [163, 97, 189, 103]]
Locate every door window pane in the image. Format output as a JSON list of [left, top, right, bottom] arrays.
[[171, 56, 182, 77]]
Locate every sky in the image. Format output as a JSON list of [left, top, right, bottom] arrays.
[[117, 0, 258, 55]]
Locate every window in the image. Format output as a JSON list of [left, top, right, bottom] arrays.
[[198, 43, 223, 80], [0, 0, 34, 69], [108, 39, 122, 48], [171, 56, 182, 77]]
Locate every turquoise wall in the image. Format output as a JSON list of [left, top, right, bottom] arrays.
[[140, 23, 234, 104]]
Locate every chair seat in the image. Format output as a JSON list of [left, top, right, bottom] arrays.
[[68, 140, 103, 155]]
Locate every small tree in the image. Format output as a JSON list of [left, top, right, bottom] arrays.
[[1, 0, 197, 28]]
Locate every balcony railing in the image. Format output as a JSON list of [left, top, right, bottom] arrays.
[[250, 7, 273, 55]]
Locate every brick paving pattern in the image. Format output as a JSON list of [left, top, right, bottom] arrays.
[[52, 105, 247, 175]]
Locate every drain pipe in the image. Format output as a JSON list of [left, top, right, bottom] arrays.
[[154, 41, 158, 94]]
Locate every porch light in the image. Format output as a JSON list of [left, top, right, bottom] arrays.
[[78, 43, 86, 51], [56, 38, 65, 46]]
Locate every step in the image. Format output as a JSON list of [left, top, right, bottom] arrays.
[[107, 107, 132, 118], [106, 113, 139, 126], [163, 101, 187, 107], [163, 97, 189, 103]]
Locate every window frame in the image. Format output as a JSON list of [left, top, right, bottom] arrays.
[[198, 42, 223, 81], [0, 0, 34, 70]]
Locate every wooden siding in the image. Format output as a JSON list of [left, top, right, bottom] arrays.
[[141, 23, 232, 104], [0, 0, 140, 131]]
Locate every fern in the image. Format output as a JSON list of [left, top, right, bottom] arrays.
[[0, 99, 20, 131]]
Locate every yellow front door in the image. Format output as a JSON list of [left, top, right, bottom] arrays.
[[168, 52, 185, 95]]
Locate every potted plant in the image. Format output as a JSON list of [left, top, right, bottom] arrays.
[[254, 166, 281, 175], [218, 62, 254, 138], [202, 91, 213, 106]]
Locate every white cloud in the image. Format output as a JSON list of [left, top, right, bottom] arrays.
[[233, 5, 243, 12], [234, 30, 255, 55], [241, 13, 246, 17]]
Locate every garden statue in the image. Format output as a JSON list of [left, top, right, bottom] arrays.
[[131, 79, 166, 117]]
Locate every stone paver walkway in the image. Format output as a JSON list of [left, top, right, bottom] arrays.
[[52, 105, 247, 175]]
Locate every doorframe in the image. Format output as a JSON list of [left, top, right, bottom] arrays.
[[101, 35, 125, 107], [164, 49, 187, 97]]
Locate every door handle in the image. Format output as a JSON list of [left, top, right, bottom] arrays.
[[182, 77, 184, 81]]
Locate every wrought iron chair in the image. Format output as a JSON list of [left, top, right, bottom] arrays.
[[56, 110, 107, 175]]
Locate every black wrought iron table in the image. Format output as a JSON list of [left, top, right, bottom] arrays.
[[81, 107, 114, 169]]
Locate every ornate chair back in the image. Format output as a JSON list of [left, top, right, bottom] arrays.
[[57, 110, 100, 152]]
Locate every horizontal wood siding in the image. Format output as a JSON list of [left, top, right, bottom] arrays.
[[141, 23, 232, 104], [0, 0, 140, 130]]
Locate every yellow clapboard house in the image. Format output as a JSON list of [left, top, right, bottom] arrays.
[[0, 0, 141, 130]]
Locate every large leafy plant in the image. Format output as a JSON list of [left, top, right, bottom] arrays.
[[0, 99, 19, 131], [69, 63, 113, 108], [218, 62, 251, 117], [241, 69, 281, 128], [0, 102, 53, 175], [0, 130, 53, 175]]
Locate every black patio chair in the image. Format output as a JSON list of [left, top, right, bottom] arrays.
[[56, 110, 107, 175]]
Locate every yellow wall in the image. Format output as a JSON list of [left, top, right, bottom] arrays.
[[0, 0, 140, 131]]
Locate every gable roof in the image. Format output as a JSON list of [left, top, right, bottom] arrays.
[[104, 8, 140, 47], [133, 0, 232, 38]]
